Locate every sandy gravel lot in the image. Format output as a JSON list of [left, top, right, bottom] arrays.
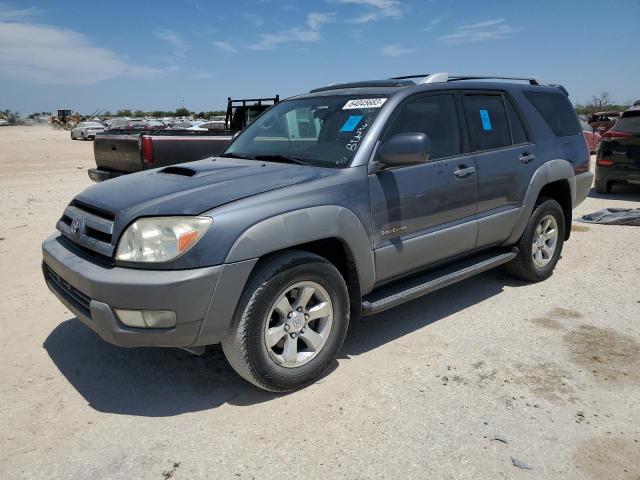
[[1, 126, 639, 479]]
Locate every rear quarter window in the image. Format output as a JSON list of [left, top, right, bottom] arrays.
[[524, 91, 580, 137]]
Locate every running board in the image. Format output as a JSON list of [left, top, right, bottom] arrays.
[[361, 248, 518, 316]]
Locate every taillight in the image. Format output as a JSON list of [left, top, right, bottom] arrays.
[[597, 158, 615, 167], [602, 130, 632, 140], [140, 136, 153, 165]]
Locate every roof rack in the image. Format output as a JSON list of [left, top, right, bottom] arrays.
[[391, 72, 546, 86]]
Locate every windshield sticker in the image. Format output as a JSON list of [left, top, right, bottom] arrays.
[[345, 122, 368, 152], [343, 98, 387, 110], [340, 115, 363, 132], [480, 109, 492, 131]]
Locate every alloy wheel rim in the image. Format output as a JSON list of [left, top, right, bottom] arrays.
[[264, 281, 333, 368], [532, 214, 558, 268]]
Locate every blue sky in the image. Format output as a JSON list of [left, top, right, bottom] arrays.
[[1, 0, 638, 115]]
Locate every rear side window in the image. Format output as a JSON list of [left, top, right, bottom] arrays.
[[464, 94, 511, 150], [524, 91, 580, 137], [505, 98, 529, 144], [384, 93, 461, 160]]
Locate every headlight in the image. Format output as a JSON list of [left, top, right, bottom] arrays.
[[115, 216, 212, 263]]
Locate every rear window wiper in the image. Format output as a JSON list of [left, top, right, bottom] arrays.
[[251, 154, 310, 166]]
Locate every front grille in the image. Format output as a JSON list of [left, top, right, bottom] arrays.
[[43, 263, 92, 317], [56, 200, 116, 262]]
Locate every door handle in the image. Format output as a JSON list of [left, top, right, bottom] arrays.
[[454, 166, 476, 178], [520, 153, 535, 164]]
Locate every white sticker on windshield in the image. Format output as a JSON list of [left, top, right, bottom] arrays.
[[342, 98, 387, 110]]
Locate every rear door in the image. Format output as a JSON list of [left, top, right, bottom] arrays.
[[462, 91, 537, 248], [369, 92, 478, 283]]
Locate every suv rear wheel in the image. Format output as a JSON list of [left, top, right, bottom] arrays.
[[222, 250, 350, 392], [595, 179, 612, 194], [505, 198, 565, 282]]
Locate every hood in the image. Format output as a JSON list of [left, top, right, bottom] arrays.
[[75, 157, 338, 235]]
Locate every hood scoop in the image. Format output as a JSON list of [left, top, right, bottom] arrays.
[[159, 166, 196, 177]]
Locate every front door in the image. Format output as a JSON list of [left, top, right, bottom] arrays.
[[369, 92, 478, 283]]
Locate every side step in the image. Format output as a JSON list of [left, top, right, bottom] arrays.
[[361, 248, 518, 316]]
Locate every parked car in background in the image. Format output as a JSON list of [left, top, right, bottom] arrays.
[[107, 119, 166, 132], [580, 120, 601, 153], [595, 107, 640, 193], [188, 120, 227, 131], [89, 95, 279, 181], [70, 121, 106, 140], [588, 111, 621, 134]]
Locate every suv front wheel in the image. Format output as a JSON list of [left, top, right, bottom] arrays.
[[505, 198, 565, 282], [222, 250, 350, 392]]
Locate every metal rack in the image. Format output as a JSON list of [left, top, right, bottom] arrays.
[[391, 72, 545, 86]]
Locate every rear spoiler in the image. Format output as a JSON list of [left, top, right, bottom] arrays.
[[549, 84, 569, 96]]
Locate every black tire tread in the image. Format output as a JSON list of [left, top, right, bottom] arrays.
[[222, 250, 348, 392], [505, 198, 565, 282]]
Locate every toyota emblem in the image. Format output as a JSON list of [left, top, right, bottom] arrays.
[[70, 218, 81, 236]]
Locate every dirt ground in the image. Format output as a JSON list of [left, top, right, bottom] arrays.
[[1, 126, 639, 479]]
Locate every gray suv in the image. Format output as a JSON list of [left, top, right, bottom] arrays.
[[42, 73, 593, 392]]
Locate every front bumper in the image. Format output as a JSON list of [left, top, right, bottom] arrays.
[[42, 233, 256, 348]]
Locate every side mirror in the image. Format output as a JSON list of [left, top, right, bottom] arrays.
[[378, 132, 431, 168]]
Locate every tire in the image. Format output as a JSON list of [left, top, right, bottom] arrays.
[[595, 179, 611, 194], [505, 198, 565, 282], [81, 132, 85, 141], [222, 250, 350, 392]]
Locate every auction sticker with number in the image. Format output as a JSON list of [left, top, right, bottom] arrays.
[[342, 98, 388, 110]]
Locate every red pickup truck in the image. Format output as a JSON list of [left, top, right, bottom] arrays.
[[88, 96, 278, 182]]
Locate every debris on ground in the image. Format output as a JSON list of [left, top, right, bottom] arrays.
[[579, 208, 640, 226], [511, 457, 532, 470]]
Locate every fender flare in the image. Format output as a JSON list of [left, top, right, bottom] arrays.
[[506, 159, 576, 244], [225, 205, 376, 294]]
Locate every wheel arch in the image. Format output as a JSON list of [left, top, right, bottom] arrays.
[[225, 205, 375, 296], [506, 159, 576, 244]]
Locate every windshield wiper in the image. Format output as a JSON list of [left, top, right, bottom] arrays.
[[219, 152, 252, 160], [251, 154, 310, 166]]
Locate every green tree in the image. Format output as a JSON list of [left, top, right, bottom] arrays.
[[133, 110, 146, 117], [116, 109, 133, 117], [174, 107, 190, 117]]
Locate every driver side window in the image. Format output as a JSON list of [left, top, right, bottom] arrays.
[[384, 94, 461, 160]]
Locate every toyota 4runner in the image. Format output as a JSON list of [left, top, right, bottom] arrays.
[[42, 73, 593, 392]]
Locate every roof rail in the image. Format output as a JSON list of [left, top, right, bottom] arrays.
[[391, 72, 545, 86]]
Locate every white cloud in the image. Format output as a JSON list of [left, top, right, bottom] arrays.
[[333, 0, 403, 22], [248, 27, 320, 50], [307, 12, 335, 30], [0, 2, 41, 20], [154, 28, 189, 57], [245, 10, 334, 50], [439, 18, 518, 45], [193, 71, 214, 80], [379, 44, 414, 56], [213, 40, 237, 53], [423, 14, 446, 31], [0, 21, 163, 85]]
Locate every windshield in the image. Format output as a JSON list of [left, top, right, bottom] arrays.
[[224, 95, 389, 168]]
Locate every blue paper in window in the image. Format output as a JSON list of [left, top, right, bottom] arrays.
[[479, 109, 492, 131], [340, 114, 363, 132]]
